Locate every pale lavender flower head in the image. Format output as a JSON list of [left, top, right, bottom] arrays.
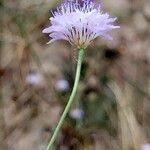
[[42, 0, 119, 49], [141, 144, 150, 150], [55, 79, 70, 92]]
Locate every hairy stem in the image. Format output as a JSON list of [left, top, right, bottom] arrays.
[[46, 48, 84, 150]]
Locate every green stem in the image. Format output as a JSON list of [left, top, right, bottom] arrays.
[[46, 48, 84, 150]]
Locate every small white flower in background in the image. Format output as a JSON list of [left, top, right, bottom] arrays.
[[70, 108, 84, 120], [141, 144, 150, 150], [26, 71, 43, 86], [55, 79, 70, 92], [42, 0, 119, 49]]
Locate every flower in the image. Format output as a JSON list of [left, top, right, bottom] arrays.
[[55, 79, 70, 92], [26, 71, 43, 86], [70, 108, 84, 120], [42, 0, 119, 49], [141, 144, 150, 150]]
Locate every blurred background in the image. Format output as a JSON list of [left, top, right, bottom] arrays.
[[0, 0, 150, 149]]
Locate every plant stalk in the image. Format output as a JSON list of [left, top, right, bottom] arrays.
[[46, 48, 84, 150]]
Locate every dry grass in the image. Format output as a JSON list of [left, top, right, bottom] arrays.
[[0, 0, 150, 149]]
